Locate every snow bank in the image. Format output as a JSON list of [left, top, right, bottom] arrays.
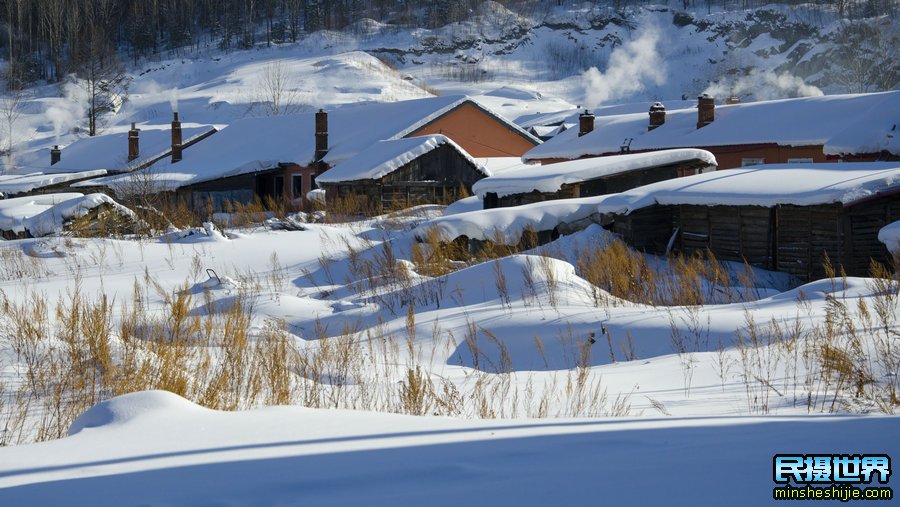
[[419, 195, 611, 244], [595, 162, 900, 216], [524, 91, 900, 161], [443, 195, 482, 216], [473, 148, 717, 198], [878, 221, 900, 254], [3, 390, 896, 506], [69, 390, 201, 436], [317, 134, 487, 183]]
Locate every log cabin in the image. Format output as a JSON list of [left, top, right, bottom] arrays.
[[595, 162, 900, 282], [473, 148, 717, 209], [315, 135, 488, 214]]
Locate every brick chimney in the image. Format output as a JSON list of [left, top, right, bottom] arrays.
[[648, 102, 666, 131], [50, 145, 61, 165], [128, 122, 140, 162], [697, 94, 715, 129], [315, 109, 328, 164], [726, 95, 740, 105], [578, 109, 595, 137], [171, 112, 183, 163]]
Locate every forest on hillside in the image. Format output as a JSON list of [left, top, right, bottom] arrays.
[[0, 0, 896, 90]]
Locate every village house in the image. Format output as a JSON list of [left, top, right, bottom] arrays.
[[315, 135, 489, 213], [594, 162, 900, 282], [82, 95, 539, 211], [473, 148, 717, 209], [523, 91, 900, 169], [8, 114, 217, 197]]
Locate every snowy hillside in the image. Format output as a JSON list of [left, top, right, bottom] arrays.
[[2, 2, 896, 173]]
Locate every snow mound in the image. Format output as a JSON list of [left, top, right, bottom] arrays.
[[484, 86, 543, 101], [878, 221, 900, 254], [69, 391, 200, 436]]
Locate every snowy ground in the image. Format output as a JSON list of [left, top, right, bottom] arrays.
[[0, 209, 897, 503], [0, 390, 897, 506]]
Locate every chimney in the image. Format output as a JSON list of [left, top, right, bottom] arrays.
[[726, 95, 740, 105], [315, 109, 328, 163], [697, 94, 715, 129], [648, 102, 666, 131], [128, 122, 140, 162], [50, 145, 61, 165], [578, 109, 595, 137], [171, 112, 183, 163]]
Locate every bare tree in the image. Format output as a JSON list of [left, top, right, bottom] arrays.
[[254, 59, 300, 115], [0, 85, 25, 172], [828, 22, 900, 94], [73, 30, 129, 136]]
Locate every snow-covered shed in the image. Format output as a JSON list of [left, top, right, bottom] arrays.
[[316, 135, 489, 214], [596, 162, 900, 281], [83, 96, 539, 212], [474, 149, 717, 209], [523, 92, 900, 169], [0, 192, 139, 239]]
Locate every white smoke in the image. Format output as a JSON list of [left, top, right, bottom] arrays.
[[581, 27, 666, 108], [136, 80, 180, 113], [168, 87, 179, 113], [703, 69, 824, 101], [45, 79, 90, 142]]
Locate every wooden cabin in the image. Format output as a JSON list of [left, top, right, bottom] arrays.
[[317, 135, 488, 214], [474, 149, 717, 209], [602, 163, 900, 282]]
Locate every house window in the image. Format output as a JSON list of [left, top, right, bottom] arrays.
[[310, 173, 317, 189], [741, 158, 765, 167], [787, 158, 814, 164], [292, 174, 304, 197]]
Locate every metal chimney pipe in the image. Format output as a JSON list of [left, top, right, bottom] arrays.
[[50, 145, 61, 165]]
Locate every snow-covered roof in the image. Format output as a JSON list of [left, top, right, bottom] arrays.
[[0, 170, 107, 197], [473, 149, 717, 198], [524, 92, 900, 161], [86, 96, 537, 193], [20, 125, 216, 175], [418, 194, 609, 244], [594, 162, 900, 216], [316, 135, 487, 183], [0, 192, 133, 236]]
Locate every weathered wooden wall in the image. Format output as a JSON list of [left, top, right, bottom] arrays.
[[322, 144, 486, 214], [492, 161, 703, 209]]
